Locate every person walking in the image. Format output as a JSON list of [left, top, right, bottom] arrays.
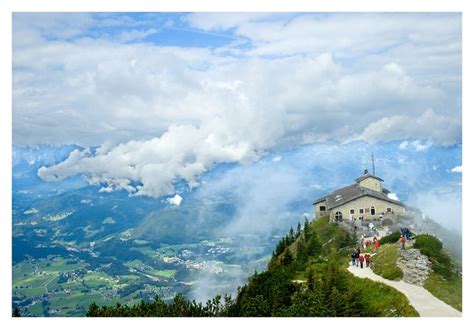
[[358, 254, 365, 269], [400, 235, 406, 249], [355, 248, 361, 266], [364, 254, 371, 267], [374, 240, 380, 252]]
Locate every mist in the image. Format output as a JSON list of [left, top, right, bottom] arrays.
[[187, 140, 462, 301]]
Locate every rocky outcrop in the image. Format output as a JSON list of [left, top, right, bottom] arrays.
[[397, 248, 432, 286]]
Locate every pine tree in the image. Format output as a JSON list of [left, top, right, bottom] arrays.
[[307, 235, 322, 256], [296, 222, 301, 237], [12, 307, 21, 317], [281, 248, 293, 266], [304, 218, 310, 239], [296, 238, 307, 263]]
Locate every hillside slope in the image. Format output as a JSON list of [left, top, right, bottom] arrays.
[[87, 216, 419, 317]]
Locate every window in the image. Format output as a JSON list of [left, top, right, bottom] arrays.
[[350, 209, 355, 214], [335, 211, 343, 221], [387, 207, 392, 213], [319, 206, 326, 211], [370, 206, 376, 215]]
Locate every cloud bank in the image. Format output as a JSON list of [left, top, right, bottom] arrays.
[[13, 13, 461, 198]]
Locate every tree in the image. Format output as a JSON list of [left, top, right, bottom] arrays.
[[296, 238, 308, 263], [240, 295, 271, 316], [86, 303, 99, 317], [304, 218, 310, 239], [289, 227, 294, 242], [296, 222, 302, 237], [12, 307, 21, 317], [307, 235, 322, 256], [281, 248, 293, 266]]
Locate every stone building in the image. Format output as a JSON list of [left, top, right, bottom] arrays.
[[313, 170, 405, 222]]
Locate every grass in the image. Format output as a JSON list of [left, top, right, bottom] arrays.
[[40, 257, 86, 274], [424, 272, 462, 311], [14, 273, 58, 289], [120, 274, 141, 282], [14, 286, 47, 297], [379, 231, 401, 245], [349, 275, 419, 317], [148, 269, 176, 279], [412, 234, 462, 311], [371, 244, 403, 280], [27, 302, 44, 316], [124, 259, 145, 268], [130, 246, 158, 258], [82, 272, 117, 289]]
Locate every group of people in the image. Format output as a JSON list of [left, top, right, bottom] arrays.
[[350, 247, 371, 269], [360, 234, 380, 250], [351, 235, 380, 269]]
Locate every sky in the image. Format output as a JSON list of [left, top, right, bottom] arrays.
[[12, 13, 462, 200]]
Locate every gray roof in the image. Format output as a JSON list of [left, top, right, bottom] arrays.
[[354, 173, 384, 183], [312, 183, 404, 209]]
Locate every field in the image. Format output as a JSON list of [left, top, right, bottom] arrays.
[[12, 234, 275, 316]]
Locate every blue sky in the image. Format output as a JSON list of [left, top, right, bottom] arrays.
[[13, 13, 462, 206]]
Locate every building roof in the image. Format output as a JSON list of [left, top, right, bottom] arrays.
[[354, 173, 384, 183], [312, 183, 404, 209]]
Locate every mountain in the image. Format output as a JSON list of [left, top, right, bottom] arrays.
[[86, 213, 462, 317], [85, 216, 419, 316], [12, 141, 462, 316]]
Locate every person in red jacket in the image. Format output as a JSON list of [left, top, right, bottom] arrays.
[[364, 254, 371, 267], [358, 254, 365, 268], [374, 240, 380, 251]]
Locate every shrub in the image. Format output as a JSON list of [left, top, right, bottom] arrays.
[[413, 234, 453, 279], [413, 234, 443, 256], [379, 231, 400, 245]]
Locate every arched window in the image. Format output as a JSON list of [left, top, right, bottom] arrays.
[[335, 211, 343, 221]]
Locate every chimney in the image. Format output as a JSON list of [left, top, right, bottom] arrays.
[[363, 169, 369, 175]]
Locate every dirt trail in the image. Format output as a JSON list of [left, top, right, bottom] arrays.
[[347, 263, 461, 317]]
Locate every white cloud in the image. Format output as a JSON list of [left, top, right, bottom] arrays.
[[13, 13, 461, 198], [352, 109, 460, 146], [451, 165, 462, 173], [411, 140, 431, 152], [398, 140, 432, 152], [399, 141, 409, 150], [167, 194, 183, 207], [185, 13, 278, 31], [387, 193, 399, 201], [271, 156, 282, 162], [118, 28, 159, 43], [38, 125, 259, 198], [13, 13, 460, 148]]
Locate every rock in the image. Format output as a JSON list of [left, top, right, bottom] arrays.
[[397, 248, 432, 286]]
